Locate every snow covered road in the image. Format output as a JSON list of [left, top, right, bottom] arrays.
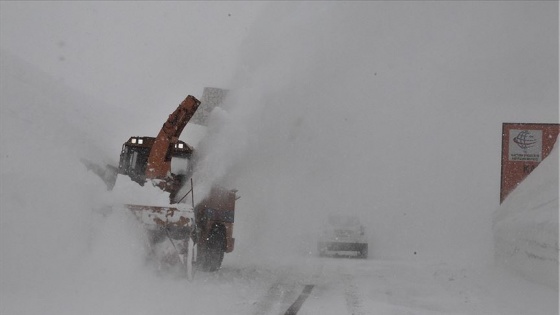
[[181, 254, 558, 315]]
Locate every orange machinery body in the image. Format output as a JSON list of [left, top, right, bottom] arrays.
[[146, 95, 200, 181], [195, 186, 236, 253]]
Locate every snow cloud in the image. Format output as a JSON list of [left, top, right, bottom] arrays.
[[199, 2, 558, 263]]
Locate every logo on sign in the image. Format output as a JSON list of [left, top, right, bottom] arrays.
[[509, 130, 542, 162], [513, 130, 538, 152]]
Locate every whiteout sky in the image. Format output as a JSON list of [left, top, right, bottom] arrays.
[[200, 2, 559, 263], [1, 0, 558, 272], [1, 1, 264, 111]]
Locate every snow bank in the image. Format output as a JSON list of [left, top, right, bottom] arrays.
[[493, 139, 559, 289], [0, 52, 153, 315]]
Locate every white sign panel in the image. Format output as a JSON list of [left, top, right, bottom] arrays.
[[509, 129, 542, 162]]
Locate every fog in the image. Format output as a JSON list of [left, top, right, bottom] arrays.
[[195, 2, 559, 264], [1, 2, 558, 314]]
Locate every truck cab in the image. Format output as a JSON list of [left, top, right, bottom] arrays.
[[118, 136, 193, 187], [317, 214, 368, 258]]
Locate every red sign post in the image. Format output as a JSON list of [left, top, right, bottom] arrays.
[[500, 123, 559, 203]]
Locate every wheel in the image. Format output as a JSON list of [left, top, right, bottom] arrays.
[[199, 224, 226, 272]]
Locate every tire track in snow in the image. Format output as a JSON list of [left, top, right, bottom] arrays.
[[283, 285, 315, 315], [343, 273, 365, 315], [282, 263, 324, 314], [253, 282, 282, 315], [331, 262, 365, 315], [252, 266, 298, 315], [252, 262, 324, 315]]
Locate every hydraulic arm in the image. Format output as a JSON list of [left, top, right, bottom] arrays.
[[146, 95, 201, 179]]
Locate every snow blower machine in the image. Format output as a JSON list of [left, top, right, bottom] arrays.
[[83, 90, 236, 279]]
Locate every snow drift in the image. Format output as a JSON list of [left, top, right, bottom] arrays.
[[493, 139, 559, 289]]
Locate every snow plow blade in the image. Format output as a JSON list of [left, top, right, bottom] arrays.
[[126, 204, 195, 242], [126, 204, 196, 279], [126, 204, 193, 229], [80, 158, 118, 190]]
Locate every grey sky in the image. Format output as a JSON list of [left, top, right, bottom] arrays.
[[1, 1, 264, 109], [1, 2, 557, 118]]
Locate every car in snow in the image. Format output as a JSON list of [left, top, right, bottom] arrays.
[[317, 214, 368, 258]]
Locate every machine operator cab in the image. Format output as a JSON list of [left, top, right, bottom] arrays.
[[118, 136, 193, 186]]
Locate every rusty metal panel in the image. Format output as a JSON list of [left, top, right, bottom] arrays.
[[126, 204, 192, 228], [146, 95, 200, 179], [197, 186, 237, 211], [500, 123, 559, 203]]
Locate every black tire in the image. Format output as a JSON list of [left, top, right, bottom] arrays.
[[199, 224, 226, 272]]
